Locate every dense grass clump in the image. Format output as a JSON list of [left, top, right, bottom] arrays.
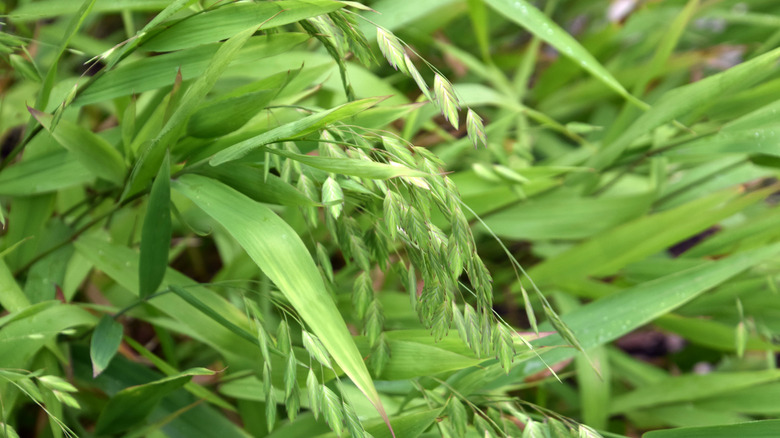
[[1, 1, 780, 437]]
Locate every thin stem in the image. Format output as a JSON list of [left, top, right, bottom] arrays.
[[113, 289, 174, 319]]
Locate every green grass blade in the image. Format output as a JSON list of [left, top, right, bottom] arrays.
[[168, 285, 258, 347], [694, 383, 780, 415], [123, 336, 236, 412], [318, 408, 443, 438], [123, 25, 260, 199], [360, 0, 457, 35], [355, 337, 482, 380], [466, 0, 490, 62], [611, 370, 780, 414], [90, 315, 124, 377], [30, 109, 125, 185], [8, 0, 168, 19], [482, 193, 652, 240], [74, 237, 258, 364], [268, 148, 427, 179], [101, 0, 200, 72], [172, 174, 394, 435], [654, 315, 779, 353], [194, 163, 316, 207], [94, 367, 214, 435], [209, 97, 385, 166], [0, 304, 96, 369], [590, 46, 780, 170], [643, 420, 780, 438], [522, 243, 780, 374], [187, 90, 276, 139], [634, 0, 700, 96], [140, 0, 344, 52], [555, 294, 610, 430], [527, 186, 773, 286], [603, 0, 700, 144], [0, 151, 91, 196], [2, 195, 54, 271], [75, 34, 309, 106], [139, 152, 171, 298], [31, 0, 96, 114], [0, 259, 30, 312], [484, 0, 642, 107]]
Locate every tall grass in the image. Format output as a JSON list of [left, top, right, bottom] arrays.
[[1, 1, 780, 437]]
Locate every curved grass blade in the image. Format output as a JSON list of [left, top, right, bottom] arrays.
[[268, 148, 427, 179], [0, 259, 30, 313], [187, 90, 275, 139], [99, 0, 200, 72], [209, 97, 385, 166], [0, 151, 92, 196], [139, 152, 171, 298], [521, 242, 780, 376], [123, 25, 261, 200], [75, 236, 259, 365], [75, 34, 308, 106], [9, 0, 168, 20], [644, 419, 780, 438], [123, 336, 235, 412], [94, 367, 214, 435], [0, 304, 96, 369], [193, 163, 316, 207], [31, 0, 97, 114], [141, 0, 344, 52], [484, 0, 644, 108], [590, 46, 780, 170], [168, 285, 259, 348], [173, 174, 394, 435], [90, 315, 124, 377], [610, 369, 780, 415], [186, 68, 299, 139], [527, 186, 774, 286], [30, 109, 125, 185]]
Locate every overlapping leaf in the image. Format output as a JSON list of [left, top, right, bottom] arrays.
[[172, 174, 393, 434]]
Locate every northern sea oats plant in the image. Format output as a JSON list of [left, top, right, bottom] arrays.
[[2, 1, 780, 438]]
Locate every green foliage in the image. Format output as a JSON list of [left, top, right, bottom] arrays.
[[2, 1, 780, 437]]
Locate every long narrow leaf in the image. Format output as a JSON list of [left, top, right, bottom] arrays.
[[209, 97, 385, 166], [139, 152, 171, 298], [141, 0, 344, 52], [32, 0, 96, 113], [484, 0, 642, 107], [590, 47, 780, 169], [90, 315, 124, 377], [30, 109, 125, 185], [123, 25, 260, 199], [75, 34, 309, 106], [0, 151, 92, 196], [519, 243, 780, 376], [268, 148, 427, 179], [173, 174, 394, 435], [527, 186, 774, 286], [94, 368, 214, 435], [644, 420, 780, 438], [610, 370, 780, 414]]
